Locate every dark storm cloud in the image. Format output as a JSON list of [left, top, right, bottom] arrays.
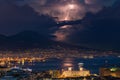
[[0, 0, 120, 50], [25, 0, 118, 20], [0, 0, 118, 35], [68, 1, 120, 50], [0, 1, 55, 35]]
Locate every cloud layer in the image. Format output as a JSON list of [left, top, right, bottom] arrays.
[[0, 0, 119, 48], [12, 0, 117, 41], [22, 0, 117, 21]]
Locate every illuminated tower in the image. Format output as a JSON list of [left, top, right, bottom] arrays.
[[78, 63, 84, 71], [68, 67, 72, 71]]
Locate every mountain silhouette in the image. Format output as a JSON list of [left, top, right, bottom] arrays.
[[0, 30, 91, 50], [0, 31, 54, 50]]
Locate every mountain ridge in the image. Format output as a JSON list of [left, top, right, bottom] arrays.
[[0, 30, 93, 51]]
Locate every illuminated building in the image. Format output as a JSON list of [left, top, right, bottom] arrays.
[[22, 59, 25, 65], [60, 63, 90, 78], [100, 67, 120, 78]]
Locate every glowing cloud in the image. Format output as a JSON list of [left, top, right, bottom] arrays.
[[13, 0, 118, 21], [13, 0, 118, 41]]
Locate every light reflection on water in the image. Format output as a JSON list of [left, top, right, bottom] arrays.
[[17, 56, 120, 74], [62, 58, 74, 70]]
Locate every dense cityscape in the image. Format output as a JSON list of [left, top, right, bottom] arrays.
[[0, 47, 119, 59], [0, 0, 120, 80], [0, 57, 120, 80], [0, 48, 119, 80]]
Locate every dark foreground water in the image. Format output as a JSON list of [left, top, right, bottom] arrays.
[[24, 56, 120, 74]]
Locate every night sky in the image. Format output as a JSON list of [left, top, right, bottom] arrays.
[[0, 0, 120, 50]]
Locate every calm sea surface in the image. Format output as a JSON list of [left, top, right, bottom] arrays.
[[23, 56, 120, 74]]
